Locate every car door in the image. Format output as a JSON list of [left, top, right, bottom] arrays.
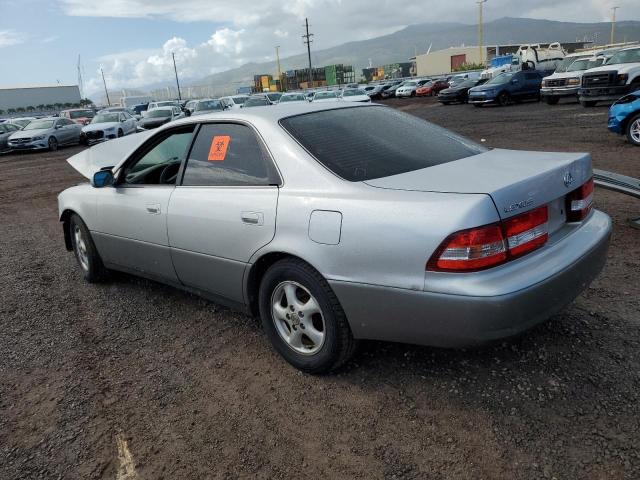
[[54, 119, 71, 144], [525, 72, 542, 98], [167, 122, 281, 303], [91, 125, 196, 283]]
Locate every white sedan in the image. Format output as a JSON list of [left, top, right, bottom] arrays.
[[340, 88, 371, 103], [81, 111, 137, 145]]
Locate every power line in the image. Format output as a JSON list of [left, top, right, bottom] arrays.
[[302, 18, 314, 85]]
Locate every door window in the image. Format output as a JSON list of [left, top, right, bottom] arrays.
[[181, 123, 280, 187], [121, 126, 195, 185]]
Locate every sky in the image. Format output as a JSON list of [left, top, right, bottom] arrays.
[[1, 0, 639, 97]]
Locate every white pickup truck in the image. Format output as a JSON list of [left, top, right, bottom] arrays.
[[540, 52, 609, 104], [579, 45, 640, 107]]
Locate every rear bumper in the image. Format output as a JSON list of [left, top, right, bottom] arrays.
[[331, 210, 611, 348]]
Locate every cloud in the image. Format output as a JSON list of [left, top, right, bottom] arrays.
[[0, 30, 26, 47], [65, 0, 640, 94], [41, 35, 59, 43]]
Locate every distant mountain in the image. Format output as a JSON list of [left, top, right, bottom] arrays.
[[183, 17, 640, 96]]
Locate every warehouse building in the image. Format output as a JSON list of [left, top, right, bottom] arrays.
[[415, 42, 591, 76], [362, 62, 412, 82], [0, 85, 81, 111]]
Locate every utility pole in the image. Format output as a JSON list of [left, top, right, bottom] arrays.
[[275, 45, 283, 92], [610, 6, 619, 45], [100, 68, 110, 106], [172, 52, 182, 101], [302, 18, 314, 86], [477, 0, 488, 65]]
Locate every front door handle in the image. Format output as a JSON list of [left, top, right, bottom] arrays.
[[241, 211, 264, 226], [146, 203, 161, 215]]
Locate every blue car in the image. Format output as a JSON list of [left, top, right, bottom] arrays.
[[468, 70, 544, 107], [608, 90, 640, 146]]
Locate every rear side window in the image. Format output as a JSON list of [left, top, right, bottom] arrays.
[[182, 123, 280, 187], [280, 106, 486, 181]]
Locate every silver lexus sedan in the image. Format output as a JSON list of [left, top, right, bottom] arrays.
[[58, 103, 611, 373]]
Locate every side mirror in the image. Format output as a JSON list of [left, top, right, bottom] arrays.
[[511, 78, 519, 84], [55, 124, 63, 129], [92, 169, 114, 188]]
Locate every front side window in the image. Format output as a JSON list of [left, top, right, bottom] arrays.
[[280, 106, 485, 182], [121, 126, 195, 185], [607, 48, 640, 65], [487, 72, 513, 85], [182, 123, 280, 187]]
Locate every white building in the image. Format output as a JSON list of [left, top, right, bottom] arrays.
[[0, 85, 81, 111]]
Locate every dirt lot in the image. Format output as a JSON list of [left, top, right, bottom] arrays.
[[1, 98, 639, 480]]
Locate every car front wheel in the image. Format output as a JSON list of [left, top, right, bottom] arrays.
[[259, 258, 357, 373], [498, 92, 510, 106], [69, 214, 108, 283], [48, 137, 58, 151], [626, 114, 640, 146]]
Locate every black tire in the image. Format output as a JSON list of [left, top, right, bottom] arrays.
[[626, 113, 640, 147], [48, 136, 58, 151], [69, 214, 108, 283], [581, 100, 597, 108], [544, 97, 560, 105], [410, 91, 416, 97], [79, 134, 88, 146], [498, 92, 510, 106], [441, 101, 451, 105], [473, 103, 482, 108], [117, 129, 124, 138], [258, 258, 357, 373]]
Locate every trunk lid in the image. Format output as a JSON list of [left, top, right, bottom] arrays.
[[364, 148, 592, 229]]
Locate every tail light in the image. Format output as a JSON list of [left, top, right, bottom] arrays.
[[427, 206, 549, 272], [566, 178, 594, 222]]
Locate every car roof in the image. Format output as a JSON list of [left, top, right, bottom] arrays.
[[172, 102, 369, 126], [152, 106, 176, 111]]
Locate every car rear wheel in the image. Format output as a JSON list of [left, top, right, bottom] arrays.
[[626, 114, 640, 146], [259, 258, 357, 373], [69, 214, 108, 283], [498, 92, 510, 106], [544, 97, 560, 105], [48, 137, 58, 151]]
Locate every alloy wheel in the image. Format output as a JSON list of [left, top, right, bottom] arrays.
[[630, 119, 640, 144], [73, 225, 89, 271], [271, 281, 325, 355]]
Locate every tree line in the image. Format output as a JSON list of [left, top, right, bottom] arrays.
[[0, 98, 94, 116]]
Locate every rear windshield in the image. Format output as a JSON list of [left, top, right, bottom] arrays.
[[280, 106, 486, 182]]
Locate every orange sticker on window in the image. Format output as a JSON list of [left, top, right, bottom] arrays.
[[208, 135, 231, 161]]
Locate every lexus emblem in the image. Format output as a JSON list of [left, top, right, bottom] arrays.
[[563, 172, 574, 188]]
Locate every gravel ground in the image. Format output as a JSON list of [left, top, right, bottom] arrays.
[[1, 98, 639, 479]]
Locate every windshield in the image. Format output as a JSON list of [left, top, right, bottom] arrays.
[[342, 89, 366, 97], [92, 113, 119, 123], [69, 110, 94, 119], [13, 119, 30, 127], [280, 94, 306, 102], [146, 109, 172, 118], [195, 100, 222, 111], [555, 56, 587, 73], [232, 96, 248, 104], [486, 72, 513, 85], [280, 106, 485, 182], [314, 91, 337, 99], [24, 120, 54, 130], [457, 80, 477, 88], [244, 97, 269, 107], [403, 81, 417, 87], [608, 48, 640, 65], [266, 93, 282, 102]]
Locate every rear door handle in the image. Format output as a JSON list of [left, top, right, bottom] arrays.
[[241, 211, 264, 226], [146, 203, 161, 215]]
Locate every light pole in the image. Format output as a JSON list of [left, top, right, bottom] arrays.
[[100, 68, 110, 106], [275, 46, 283, 92], [610, 6, 619, 45], [172, 52, 182, 101], [477, 0, 488, 65]]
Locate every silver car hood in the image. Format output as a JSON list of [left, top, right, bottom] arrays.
[[83, 122, 119, 132], [364, 148, 592, 219], [67, 130, 154, 179], [10, 128, 49, 139]]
